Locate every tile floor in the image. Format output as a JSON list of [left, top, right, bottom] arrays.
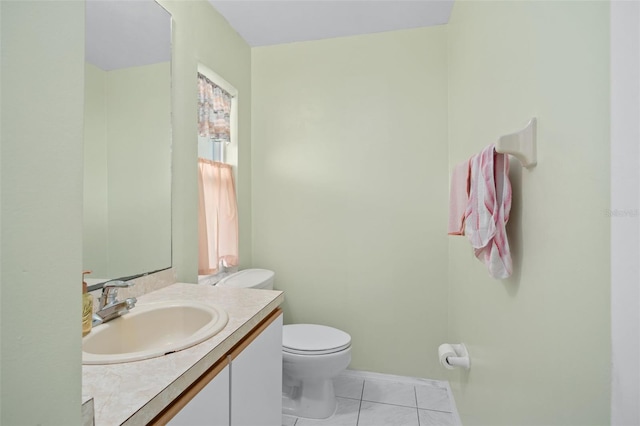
[[282, 372, 459, 426]]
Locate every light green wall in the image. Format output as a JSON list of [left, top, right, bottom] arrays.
[[252, 27, 449, 378], [84, 62, 171, 280], [0, 1, 250, 422], [83, 63, 109, 276], [0, 0, 613, 424], [157, 0, 252, 282], [1, 1, 84, 424], [106, 62, 171, 278], [0, 3, 3, 421], [447, 1, 610, 424]]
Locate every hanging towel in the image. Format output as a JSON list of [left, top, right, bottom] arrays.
[[448, 160, 471, 235], [464, 145, 512, 279]]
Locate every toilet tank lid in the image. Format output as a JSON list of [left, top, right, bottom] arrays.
[[218, 268, 274, 288], [283, 324, 351, 352]]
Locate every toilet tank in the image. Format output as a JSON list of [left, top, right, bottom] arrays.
[[216, 268, 275, 290]]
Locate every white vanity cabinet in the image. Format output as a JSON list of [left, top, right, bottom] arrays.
[[230, 311, 283, 426], [158, 309, 283, 426], [168, 364, 230, 426]]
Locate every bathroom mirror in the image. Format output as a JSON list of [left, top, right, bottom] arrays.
[[83, 0, 172, 287]]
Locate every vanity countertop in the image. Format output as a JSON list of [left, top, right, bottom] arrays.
[[82, 282, 284, 426]]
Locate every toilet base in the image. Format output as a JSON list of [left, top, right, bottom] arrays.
[[282, 377, 338, 419]]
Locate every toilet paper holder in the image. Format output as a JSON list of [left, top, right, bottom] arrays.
[[439, 343, 470, 370]]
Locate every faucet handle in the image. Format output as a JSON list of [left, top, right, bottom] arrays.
[[103, 280, 133, 289], [125, 297, 137, 310], [100, 280, 134, 308]]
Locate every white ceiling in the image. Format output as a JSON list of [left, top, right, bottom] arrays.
[[85, 0, 171, 71], [85, 0, 452, 70], [208, 0, 454, 47]]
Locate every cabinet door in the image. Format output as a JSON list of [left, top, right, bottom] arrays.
[[168, 364, 230, 426], [230, 312, 283, 426]]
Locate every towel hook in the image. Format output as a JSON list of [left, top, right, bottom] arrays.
[[495, 117, 537, 168]]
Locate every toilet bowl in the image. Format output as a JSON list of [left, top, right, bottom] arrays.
[[282, 324, 351, 419], [216, 269, 352, 419]]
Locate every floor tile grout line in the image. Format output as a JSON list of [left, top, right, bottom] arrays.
[[361, 399, 418, 409], [414, 386, 421, 426], [361, 399, 428, 410], [355, 379, 365, 426], [418, 407, 454, 414], [284, 375, 454, 426], [337, 395, 363, 401]]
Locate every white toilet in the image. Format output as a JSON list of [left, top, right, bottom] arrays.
[[217, 269, 352, 419]]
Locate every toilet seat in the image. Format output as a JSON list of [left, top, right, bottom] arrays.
[[283, 324, 351, 355]]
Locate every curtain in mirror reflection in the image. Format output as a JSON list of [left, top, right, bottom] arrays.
[[197, 159, 239, 274]]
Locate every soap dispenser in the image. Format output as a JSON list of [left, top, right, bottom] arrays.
[[82, 270, 93, 336]]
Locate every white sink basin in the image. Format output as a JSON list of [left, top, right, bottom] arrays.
[[82, 300, 228, 364]]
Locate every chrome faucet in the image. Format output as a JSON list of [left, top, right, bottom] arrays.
[[218, 258, 230, 274], [217, 258, 238, 276], [92, 280, 137, 326]]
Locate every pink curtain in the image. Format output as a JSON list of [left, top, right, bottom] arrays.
[[198, 159, 239, 274]]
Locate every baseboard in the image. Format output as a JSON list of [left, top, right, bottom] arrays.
[[341, 368, 446, 388]]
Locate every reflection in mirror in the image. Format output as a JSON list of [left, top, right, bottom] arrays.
[[83, 0, 172, 288]]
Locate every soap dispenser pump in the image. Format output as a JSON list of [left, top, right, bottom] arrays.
[[82, 270, 93, 336]]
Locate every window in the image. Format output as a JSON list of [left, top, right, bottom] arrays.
[[196, 65, 240, 274]]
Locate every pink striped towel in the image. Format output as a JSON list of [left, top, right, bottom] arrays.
[[448, 160, 471, 235], [464, 145, 512, 279]]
